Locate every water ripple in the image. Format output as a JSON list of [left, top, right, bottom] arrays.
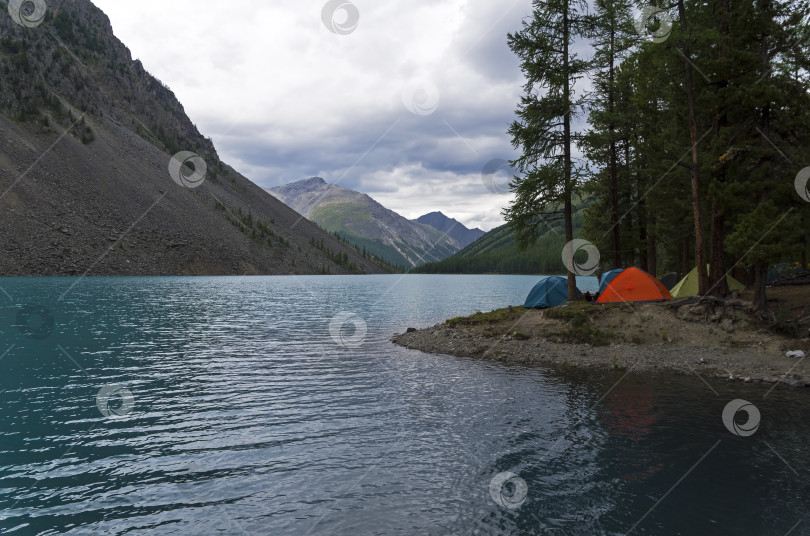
[[0, 276, 808, 535]]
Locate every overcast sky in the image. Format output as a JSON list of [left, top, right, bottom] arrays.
[[92, 0, 535, 231]]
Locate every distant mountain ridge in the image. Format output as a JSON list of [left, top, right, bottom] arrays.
[[415, 212, 485, 248], [268, 178, 461, 268]]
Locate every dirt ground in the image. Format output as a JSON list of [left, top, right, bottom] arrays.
[[747, 284, 810, 329], [392, 287, 810, 389]]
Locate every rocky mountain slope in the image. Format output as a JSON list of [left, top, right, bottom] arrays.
[[0, 0, 385, 276], [415, 211, 485, 248], [268, 178, 460, 268]]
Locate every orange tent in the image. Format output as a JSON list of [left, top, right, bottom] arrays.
[[596, 267, 672, 304]]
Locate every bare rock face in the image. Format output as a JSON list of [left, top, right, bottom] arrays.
[[0, 1, 386, 276]]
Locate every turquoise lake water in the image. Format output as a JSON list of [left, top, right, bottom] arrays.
[[0, 275, 808, 535]]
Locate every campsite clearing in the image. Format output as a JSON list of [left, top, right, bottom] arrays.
[[393, 297, 810, 387]]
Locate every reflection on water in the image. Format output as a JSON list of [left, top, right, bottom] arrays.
[[598, 382, 662, 482], [0, 275, 807, 536]]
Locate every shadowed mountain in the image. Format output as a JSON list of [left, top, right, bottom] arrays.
[[415, 211, 485, 248], [268, 178, 461, 268], [0, 0, 385, 275]]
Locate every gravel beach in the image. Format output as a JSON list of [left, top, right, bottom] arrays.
[[392, 301, 810, 389]]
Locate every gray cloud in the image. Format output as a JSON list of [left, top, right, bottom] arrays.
[[93, 0, 534, 231]]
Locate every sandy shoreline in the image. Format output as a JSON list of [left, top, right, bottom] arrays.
[[391, 302, 810, 389]]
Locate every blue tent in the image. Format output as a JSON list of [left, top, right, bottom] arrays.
[[767, 263, 790, 283], [766, 263, 808, 283], [524, 276, 580, 309], [598, 268, 625, 294]]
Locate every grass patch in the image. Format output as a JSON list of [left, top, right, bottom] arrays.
[[446, 307, 526, 328], [543, 301, 596, 327]]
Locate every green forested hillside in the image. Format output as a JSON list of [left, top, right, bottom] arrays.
[[413, 204, 587, 274]]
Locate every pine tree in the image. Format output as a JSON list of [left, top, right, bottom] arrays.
[[584, 0, 636, 269], [506, 0, 592, 299], [675, 0, 710, 295], [721, 0, 810, 311]]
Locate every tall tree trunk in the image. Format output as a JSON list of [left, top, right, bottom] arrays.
[[752, 262, 767, 313], [709, 0, 730, 297], [608, 22, 621, 270], [563, 2, 577, 300], [639, 209, 648, 272], [753, 0, 772, 312], [637, 161, 649, 272], [647, 211, 657, 276], [677, 0, 708, 295], [624, 190, 634, 267], [709, 203, 728, 294]]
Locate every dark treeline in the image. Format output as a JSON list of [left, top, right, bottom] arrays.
[[506, 0, 810, 310], [414, 233, 568, 275]]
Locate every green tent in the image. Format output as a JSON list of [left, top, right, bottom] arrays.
[[670, 266, 746, 298]]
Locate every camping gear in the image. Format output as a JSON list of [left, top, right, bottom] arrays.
[[767, 263, 809, 284], [524, 276, 580, 309], [659, 272, 678, 290], [596, 267, 672, 304], [670, 266, 745, 298], [598, 268, 625, 295]]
